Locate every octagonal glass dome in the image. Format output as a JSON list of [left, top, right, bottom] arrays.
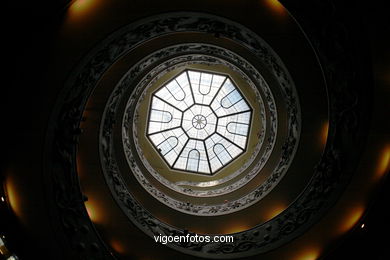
[[147, 69, 252, 175]]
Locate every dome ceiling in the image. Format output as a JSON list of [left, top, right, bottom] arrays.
[[48, 6, 346, 260], [77, 10, 313, 258], [146, 69, 252, 175]]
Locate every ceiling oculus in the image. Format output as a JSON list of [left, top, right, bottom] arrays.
[[147, 70, 252, 175]]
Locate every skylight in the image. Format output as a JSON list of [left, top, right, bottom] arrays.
[[147, 70, 252, 175]]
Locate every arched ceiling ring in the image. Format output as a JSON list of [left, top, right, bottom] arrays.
[[43, 11, 365, 260]]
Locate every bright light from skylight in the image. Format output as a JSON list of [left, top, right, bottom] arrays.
[[147, 70, 252, 175]]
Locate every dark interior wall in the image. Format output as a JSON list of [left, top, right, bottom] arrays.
[[1, 1, 389, 259], [320, 0, 390, 258], [2, 2, 68, 259]]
